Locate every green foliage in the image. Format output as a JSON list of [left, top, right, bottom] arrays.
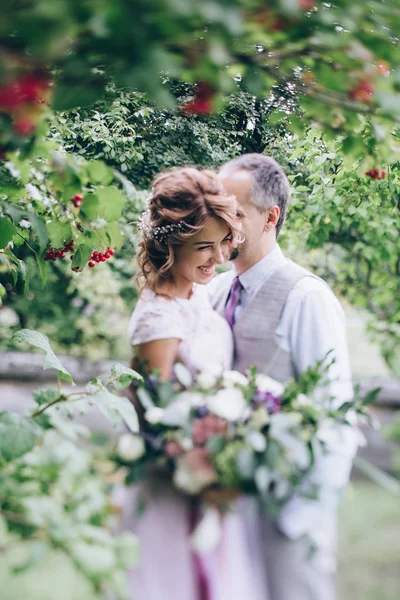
[[287, 129, 400, 374], [0, 331, 141, 598], [50, 86, 290, 187], [1, 0, 400, 157], [14, 329, 73, 383]]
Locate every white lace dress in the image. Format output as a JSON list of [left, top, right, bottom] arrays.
[[121, 284, 267, 600], [127, 285, 233, 375]]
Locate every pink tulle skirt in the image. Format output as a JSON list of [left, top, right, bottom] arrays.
[[115, 483, 268, 600]]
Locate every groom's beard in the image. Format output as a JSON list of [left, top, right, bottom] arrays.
[[229, 248, 239, 261]]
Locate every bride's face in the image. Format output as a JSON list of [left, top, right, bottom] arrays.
[[173, 218, 233, 285]]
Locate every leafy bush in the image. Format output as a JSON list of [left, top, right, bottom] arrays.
[[0, 330, 142, 599]]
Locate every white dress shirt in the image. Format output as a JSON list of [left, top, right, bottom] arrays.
[[210, 244, 359, 539]]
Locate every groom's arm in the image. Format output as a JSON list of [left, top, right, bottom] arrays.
[[274, 277, 359, 540]]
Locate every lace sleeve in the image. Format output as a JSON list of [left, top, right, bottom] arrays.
[[128, 295, 189, 346]]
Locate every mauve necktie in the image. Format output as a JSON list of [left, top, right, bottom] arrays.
[[224, 276, 243, 327]]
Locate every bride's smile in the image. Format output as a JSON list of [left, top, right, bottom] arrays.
[[172, 217, 236, 290]]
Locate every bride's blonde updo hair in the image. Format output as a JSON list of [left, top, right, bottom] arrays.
[[137, 167, 243, 292]]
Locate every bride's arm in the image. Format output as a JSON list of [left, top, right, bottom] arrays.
[[136, 338, 181, 381]]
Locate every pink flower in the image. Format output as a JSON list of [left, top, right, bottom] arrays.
[[165, 440, 183, 457], [192, 415, 228, 446]]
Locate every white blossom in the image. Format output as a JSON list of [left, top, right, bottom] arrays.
[[207, 388, 246, 421], [117, 434, 145, 462], [255, 374, 284, 396], [144, 406, 165, 424]]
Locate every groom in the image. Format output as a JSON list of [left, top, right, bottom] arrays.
[[209, 154, 358, 600]]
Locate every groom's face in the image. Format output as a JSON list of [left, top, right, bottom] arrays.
[[219, 170, 266, 262]]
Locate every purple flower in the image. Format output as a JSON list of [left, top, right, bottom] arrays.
[[252, 389, 281, 414], [195, 405, 210, 418], [145, 374, 159, 393], [142, 432, 163, 450]]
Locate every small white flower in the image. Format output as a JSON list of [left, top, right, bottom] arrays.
[[222, 370, 249, 388], [207, 387, 246, 421], [255, 465, 272, 495], [144, 406, 165, 424], [246, 430, 267, 452], [173, 459, 204, 495], [181, 437, 194, 452], [297, 393, 312, 407], [255, 375, 284, 397], [117, 434, 145, 462], [197, 369, 219, 390], [250, 406, 270, 429]]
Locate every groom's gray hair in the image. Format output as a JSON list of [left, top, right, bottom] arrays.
[[219, 153, 290, 236]]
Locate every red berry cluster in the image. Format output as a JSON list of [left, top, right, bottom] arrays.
[[365, 169, 386, 180], [72, 194, 83, 208], [44, 239, 75, 262], [180, 81, 215, 116], [88, 247, 115, 268], [0, 73, 49, 110], [0, 72, 50, 139], [348, 79, 374, 103]]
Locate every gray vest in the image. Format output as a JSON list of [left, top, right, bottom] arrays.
[[211, 261, 322, 383]]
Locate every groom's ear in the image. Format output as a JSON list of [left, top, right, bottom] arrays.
[[264, 206, 280, 232]]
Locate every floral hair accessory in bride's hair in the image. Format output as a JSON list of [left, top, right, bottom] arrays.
[[137, 209, 187, 243]]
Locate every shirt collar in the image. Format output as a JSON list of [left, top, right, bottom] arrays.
[[237, 244, 286, 294]]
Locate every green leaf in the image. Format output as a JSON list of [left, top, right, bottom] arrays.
[[88, 384, 139, 432], [47, 222, 73, 249], [115, 532, 141, 569], [362, 387, 381, 406], [87, 161, 114, 185], [0, 217, 16, 248], [34, 251, 48, 286], [80, 194, 100, 221], [110, 364, 142, 391], [71, 244, 92, 270], [354, 457, 400, 495], [13, 329, 73, 384], [0, 412, 41, 461], [96, 187, 126, 222], [30, 214, 49, 252], [52, 83, 105, 111], [33, 388, 60, 406], [69, 541, 116, 577], [206, 435, 226, 454], [104, 222, 124, 248]]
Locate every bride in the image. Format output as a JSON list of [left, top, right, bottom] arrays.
[[124, 167, 267, 600]]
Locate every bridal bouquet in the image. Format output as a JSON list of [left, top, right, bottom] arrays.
[[115, 356, 371, 514]]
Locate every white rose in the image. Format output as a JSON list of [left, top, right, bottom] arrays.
[[222, 370, 249, 388], [144, 406, 165, 424], [207, 387, 246, 421], [117, 434, 145, 462], [197, 369, 219, 390], [255, 374, 284, 397]]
